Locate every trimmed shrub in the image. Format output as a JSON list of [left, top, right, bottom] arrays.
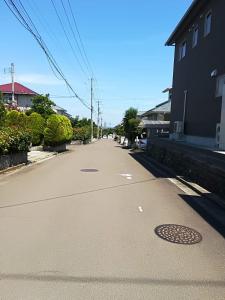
[[28, 112, 45, 146], [5, 110, 28, 129], [44, 114, 73, 146], [0, 127, 31, 155]]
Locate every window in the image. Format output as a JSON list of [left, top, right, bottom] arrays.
[[192, 26, 199, 47], [179, 41, 186, 60], [204, 11, 212, 36]]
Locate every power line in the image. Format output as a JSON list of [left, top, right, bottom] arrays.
[[67, 0, 95, 78], [4, 0, 91, 110], [60, 0, 92, 77], [50, 0, 89, 79]]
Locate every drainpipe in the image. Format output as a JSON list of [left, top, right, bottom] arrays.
[[183, 90, 188, 134]]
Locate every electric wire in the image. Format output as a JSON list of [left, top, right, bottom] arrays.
[[4, 0, 91, 110]]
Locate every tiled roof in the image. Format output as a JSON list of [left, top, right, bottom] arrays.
[[141, 100, 171, 117], [0, 82, 37, 95]]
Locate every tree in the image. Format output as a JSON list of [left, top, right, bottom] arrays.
[[114, 124, 125, 136], [123, 107, 140, 146], [30, 94, 55, 118], [0, 92, 6, 127]]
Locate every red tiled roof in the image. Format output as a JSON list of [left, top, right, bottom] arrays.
[[0, 82, 37, 95]]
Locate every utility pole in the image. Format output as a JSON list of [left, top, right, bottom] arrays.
[[11, 63, 15, 104], [97, 100, 100, 139], [90, 77, 94, 142], [4, 63, 15, 105], [100, 116, 103, 138]]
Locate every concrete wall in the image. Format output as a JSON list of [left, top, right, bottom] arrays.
[[147, 138, 225, 199]]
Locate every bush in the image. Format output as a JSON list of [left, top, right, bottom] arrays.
[[0, 127, 31, 155], [28, 112, 45, 146], [73, 126, 91, 142], [5, 110, 28, 129], [44, 114, 73, 146]]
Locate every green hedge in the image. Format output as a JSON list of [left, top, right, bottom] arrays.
[[44, 114, 73, 146], [27, 112, 45, 146], [0, 127, 31, 155]]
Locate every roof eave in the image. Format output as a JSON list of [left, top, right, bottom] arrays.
[[165, 0, 203, 46]]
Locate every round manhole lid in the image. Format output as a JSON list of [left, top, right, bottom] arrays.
[[154, 224, 202, 245], [80, 169, 99, 172]]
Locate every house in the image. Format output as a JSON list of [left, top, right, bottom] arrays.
[[52, 105, 72, 119], [166, 0, 225, 149], [139, 96, 171, 138], [0, 81, 72, 118], [0, 82, 37, 110]]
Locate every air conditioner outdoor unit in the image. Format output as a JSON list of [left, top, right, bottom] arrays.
[[174, 121, 184, 133]]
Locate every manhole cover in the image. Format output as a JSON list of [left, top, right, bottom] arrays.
[[80, 169, 99, 172], [154, 224, 202, 245]]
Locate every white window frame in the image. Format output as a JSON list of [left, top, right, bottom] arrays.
[[192, 26, 199, 48], [179, 40, 187, 60], [204, 11, 212, 36]]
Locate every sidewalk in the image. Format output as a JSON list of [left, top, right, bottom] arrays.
[[28, 150, 56, 163]]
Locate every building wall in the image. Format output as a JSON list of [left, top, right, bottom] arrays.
[[171, 0, 225, 139], [17, 95, 34, 108]]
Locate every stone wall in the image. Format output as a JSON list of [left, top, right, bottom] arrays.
[[147, 139, 225, 199], [0, 152, 28, 170]]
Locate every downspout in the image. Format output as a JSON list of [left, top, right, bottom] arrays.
[[183, 90, 188, 134]]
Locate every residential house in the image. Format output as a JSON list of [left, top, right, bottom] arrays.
[[0, 82, 37, 110], [139, 96, 171, 138], [166, 0, 225, 149], [52, 105, 72, 119], [0, 81, 71, 118]]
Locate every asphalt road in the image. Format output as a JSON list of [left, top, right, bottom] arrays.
[[0, 140, 225, 300]]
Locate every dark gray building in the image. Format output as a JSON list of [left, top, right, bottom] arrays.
[[166, 0, 225, 149]]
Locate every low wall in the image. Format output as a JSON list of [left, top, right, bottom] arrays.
[[147, 139, 225, 199], [43, 143, 67, 153], [0, 152, 28, 170]]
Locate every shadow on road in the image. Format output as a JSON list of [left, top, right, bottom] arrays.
[[129, 151, 174, 178], [180, 194, 225, 238], [1, 272, 225, 287]]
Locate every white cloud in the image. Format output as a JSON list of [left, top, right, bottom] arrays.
[[16, 73, 64, 86]]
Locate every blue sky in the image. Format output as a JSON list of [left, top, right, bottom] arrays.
[[0, 0, 192, 126]]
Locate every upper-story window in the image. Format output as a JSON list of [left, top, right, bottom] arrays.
[[204, 11, 212, 36], [192, 26, 199, 47], [179, 41, 187, 60]]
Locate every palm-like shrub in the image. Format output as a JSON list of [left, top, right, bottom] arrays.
[[44, 115, 73, 146]]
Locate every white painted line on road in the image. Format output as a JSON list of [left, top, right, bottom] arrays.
[[120, 173, 132, 177], [138, 206, 143, 213]]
